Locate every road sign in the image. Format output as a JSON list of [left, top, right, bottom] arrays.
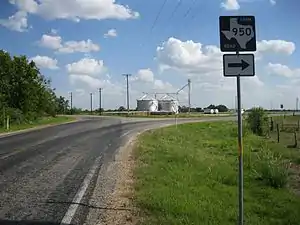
[[223, 54, 255, 77], [219, 16, 256, 52]]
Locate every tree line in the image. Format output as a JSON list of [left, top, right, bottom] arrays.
[[0, 50, 69, 126]]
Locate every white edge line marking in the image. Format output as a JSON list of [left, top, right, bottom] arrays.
[[60, 155, 102, 225], [120, 130, 131, 138]]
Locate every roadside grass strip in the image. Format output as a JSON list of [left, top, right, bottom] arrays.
[[133, 121, 300, 225], [0, 116, 74, 133]]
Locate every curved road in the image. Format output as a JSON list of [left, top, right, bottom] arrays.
[[0, 116, 232, 225]]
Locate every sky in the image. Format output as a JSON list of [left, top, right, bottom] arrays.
[[0, 0, 299, 110]]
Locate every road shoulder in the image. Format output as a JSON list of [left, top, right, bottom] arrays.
[[84, 133, 138, 225]]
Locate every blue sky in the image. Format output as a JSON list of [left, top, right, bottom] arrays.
[[0, 0, 299, 109]]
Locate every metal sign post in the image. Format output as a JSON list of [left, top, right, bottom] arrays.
[[219, 15, 257, 225], [236, 51, 243, 225]]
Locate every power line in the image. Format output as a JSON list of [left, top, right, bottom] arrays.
[[166, 0, 183, 24], [150, 0, 168, 33], [183, 0, 197, 18]]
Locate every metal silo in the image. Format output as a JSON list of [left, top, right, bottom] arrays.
[[137, 94, 158, 112], [158, 100, 173, 112], [158, 97, 179, 113]]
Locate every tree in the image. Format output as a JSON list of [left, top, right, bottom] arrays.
[[206, 104, 216, 109], [0, 49, 63, 126], [118, 106, 126, 111], [180, 106, 189, 113], [246, 107, 268, 136], [194, 107, 202, 112], [216, 104, 228, 112]]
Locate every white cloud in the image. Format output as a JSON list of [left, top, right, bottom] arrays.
[[153, 79, 173, 91], [156, 37, 222, 74], [136, 69, 154, 82], [267, 63, 300, 78], [39, 34, 100, 53], [75, 88, 85, 96], [257, 40, 295, 55], [270, 0, 276, 5], [29, 55, 59, 70], [67, 57, 125, 108], [69, 74, 109, 89], [9, 0, 139, 22], [0, 11, 28, 32], [9, 0, 38, 13], [39, 34, 62, 49], [221, 0, 240, 10], [59, 39, 100, 53], [104, 29, 117, 38], [66, 58, 106, 76]]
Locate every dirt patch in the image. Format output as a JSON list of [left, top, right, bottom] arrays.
[[99, 136, 138, 225], [288, 163, 300, 196]]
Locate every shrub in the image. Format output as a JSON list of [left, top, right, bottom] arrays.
[[246, 107, 269, 136], [253, 150, 288, 188]]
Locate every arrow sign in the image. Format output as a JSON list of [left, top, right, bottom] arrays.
[[228, 60, 249, 70], [223, 54, 255, 77]]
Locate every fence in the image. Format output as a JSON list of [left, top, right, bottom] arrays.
[[268, 116, 300, 148]]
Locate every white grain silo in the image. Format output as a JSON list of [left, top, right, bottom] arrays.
[[159, 100, 173, 112], [214, 109, 219, 114], [137, 94, 158, 112], [158, 95, 179, 114]]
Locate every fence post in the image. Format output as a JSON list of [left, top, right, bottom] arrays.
[[6, 115, 10, 130], [277, 123, 280, 143], [270, 117, 274, 131], [294, 131, 298, 148], [3, 107, 5, 129]]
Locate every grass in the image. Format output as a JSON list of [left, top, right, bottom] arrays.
[[0, 116, 75, 133], [133, 121, 300, 225]]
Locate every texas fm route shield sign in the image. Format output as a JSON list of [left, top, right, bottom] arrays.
[[219, 16, 256, 52], [223, 54, 255, 77]]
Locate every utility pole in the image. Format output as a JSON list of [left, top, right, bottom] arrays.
[[188, 79, 191, 113], [99, 88, 102, 115], [296, 97, 299, 112], [90, 92, 93, 114], [270, 101, 273, 111], [123, 74, 131, 114], [70, 92, 73, 115]]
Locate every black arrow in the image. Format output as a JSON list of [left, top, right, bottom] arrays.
[[228, 60, 249, 70]]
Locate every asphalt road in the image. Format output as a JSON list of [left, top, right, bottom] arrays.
[[0, 116, 233, 225]]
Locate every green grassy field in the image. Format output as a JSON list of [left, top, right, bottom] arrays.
[[0, 116, 75, 133], [133, 121, 300, 225]]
